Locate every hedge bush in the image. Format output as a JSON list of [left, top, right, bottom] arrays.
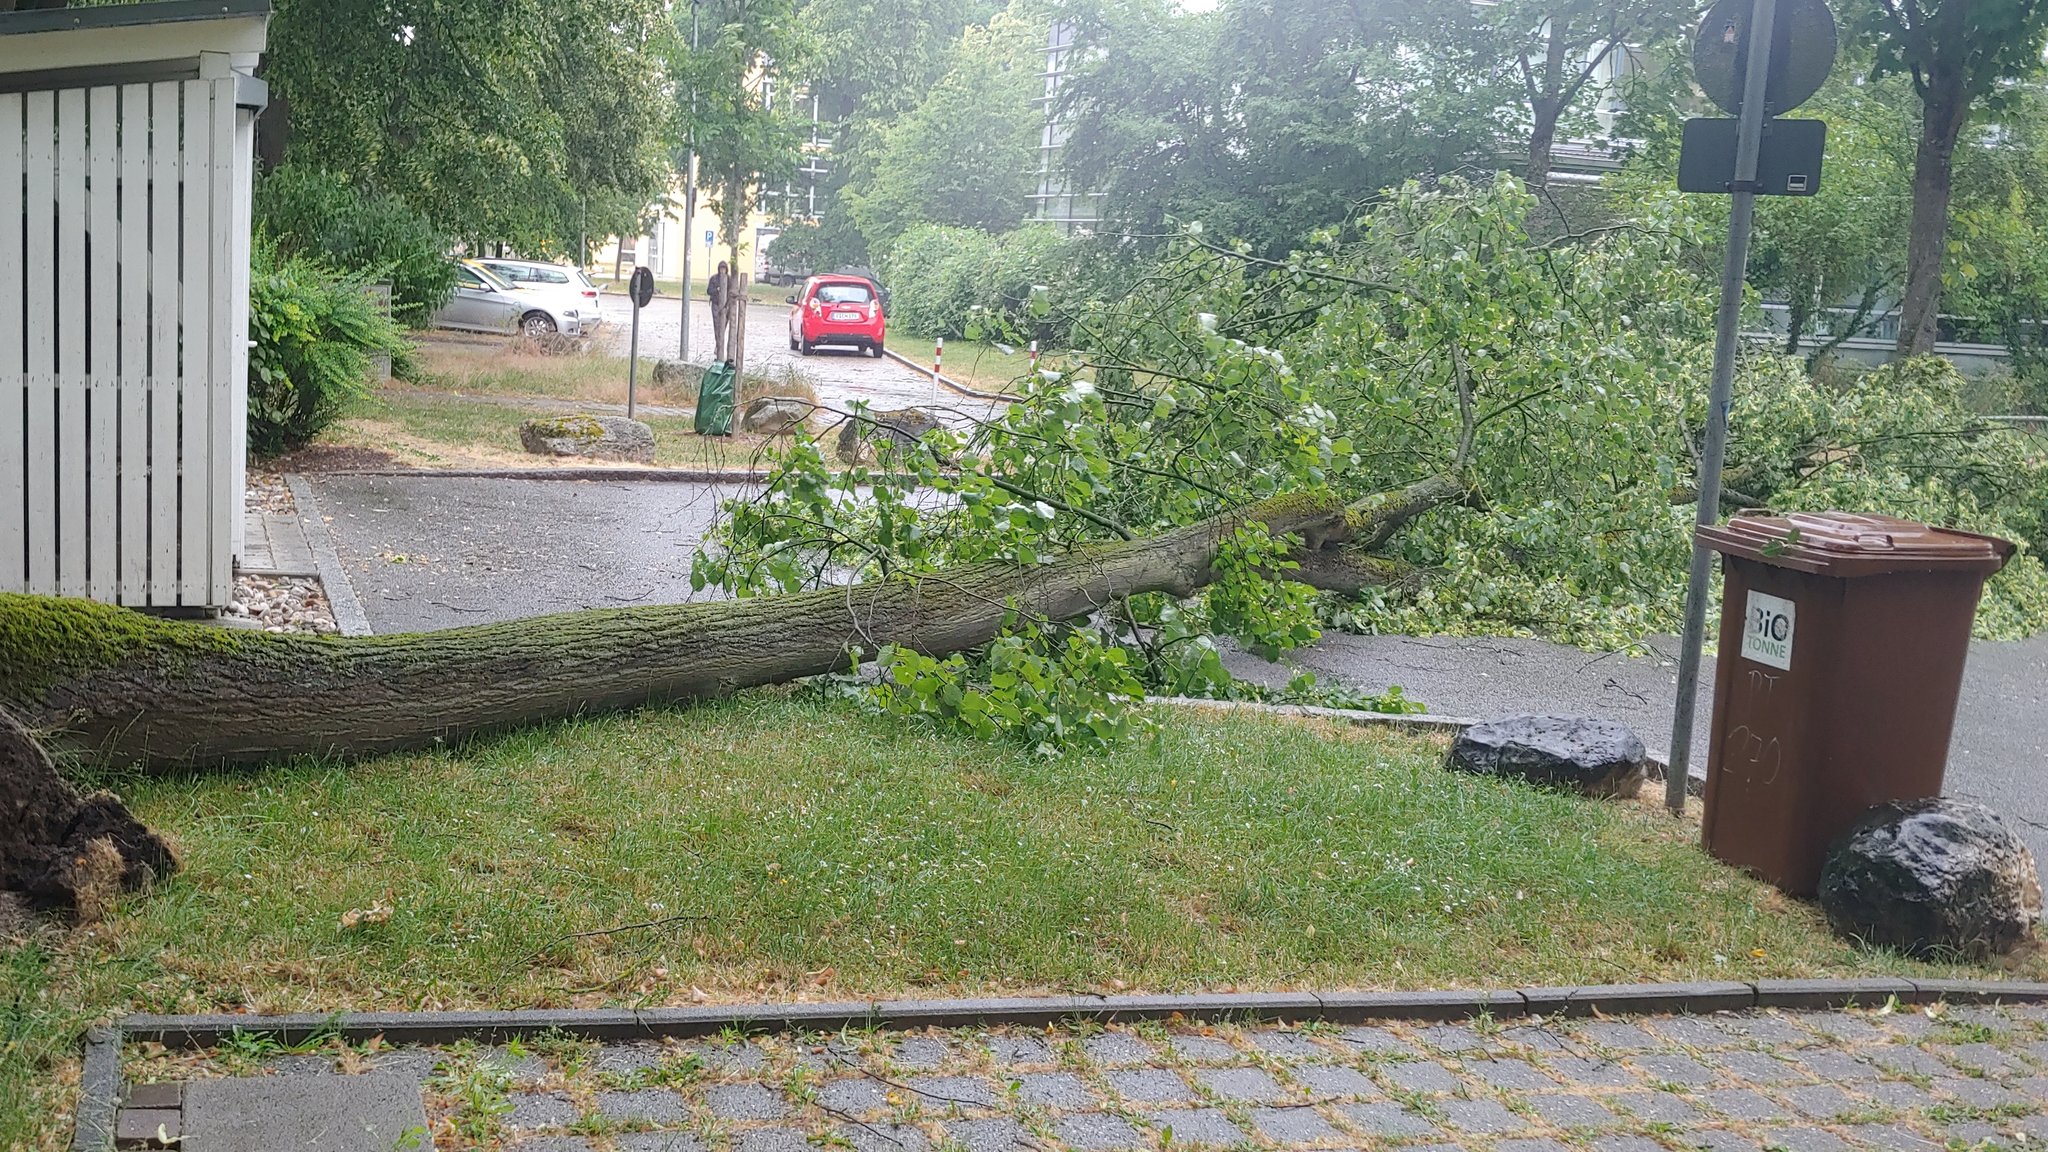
[[247, 242, 410, 457], [877, 223, 1082, 343], [256, 165, 455, 327]]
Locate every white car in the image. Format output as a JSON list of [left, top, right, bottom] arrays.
[[470, 258, 604, 333], [450, 259, 587, 338]]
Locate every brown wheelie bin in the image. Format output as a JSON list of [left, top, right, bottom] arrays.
[[1695, 512, 2013, 895]]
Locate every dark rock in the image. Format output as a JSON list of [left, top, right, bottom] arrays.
[[1818, 798, 2042, 958], [742, 397, 813, 436], [1447, 714, 1647, 798], [0, 712, 176, 919], [519, 414, 656, 463], [836, 407, 940, 463]]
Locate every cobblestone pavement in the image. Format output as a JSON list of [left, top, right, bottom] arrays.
[[119, 1004, 2048, 1151]]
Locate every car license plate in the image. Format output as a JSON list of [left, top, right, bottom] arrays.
[[831, 311, 860, 321]]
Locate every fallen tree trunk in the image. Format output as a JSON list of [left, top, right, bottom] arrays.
[[3, 488, 1452, 772]]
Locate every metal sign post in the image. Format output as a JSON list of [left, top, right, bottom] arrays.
[[678, 0, 701, 365], [627, 266, 655, 421], [1667, 0, 1822, 814]]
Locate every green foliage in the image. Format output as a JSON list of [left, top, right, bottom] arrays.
[[697, 177, 2048, 751], [669, 0, 819, 273], [878, 223, 1079, 341], [247, 242, 410, 457], [1855, 0, 2048, 110], [255, 165, 456, 326], [267, 0, 674, 254], [844, 13, 1045, 252], [1049, 0, 1670, 254], [764, 213, 872, 278], [1202, 525, 1321, 661], [869, 616, 1153, 755]]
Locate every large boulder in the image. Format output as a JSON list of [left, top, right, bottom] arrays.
[[519, 414, 655, 463], [1819, 798, 2042, 958], [742, 396, 813, 436], [1447, 714, 1647, 798], [653, 359, 698, 389], [837, 407, 941, 464]]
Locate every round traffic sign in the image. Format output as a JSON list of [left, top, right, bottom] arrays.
[[629, 265, 655, 309], [1693, 0, 1837, 116]]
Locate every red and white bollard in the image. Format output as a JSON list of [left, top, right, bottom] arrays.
[[933, 337, 944, 379], [1028, 340, 1040, 370]]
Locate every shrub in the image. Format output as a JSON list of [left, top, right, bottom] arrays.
[[877, 223, 1082, 343], [256, 165, 455, 326], [247, 241, 410, 457]]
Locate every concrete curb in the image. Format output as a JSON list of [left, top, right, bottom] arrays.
[[72, 1028, 119, 1152], [106, 981, 2048, 1050], [285, 475, 374, 638], [1148, 696, 1706, 797]]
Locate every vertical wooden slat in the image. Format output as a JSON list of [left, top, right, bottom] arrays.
[[207, 80, 234, 602], [148, 82, 178, 603], [55, 88, 87, 597], [0, 93, 23, 594], [178, 79, 211, 606], [118, 84, 149, 602], [228, 104, 255, 568], [88, 85, 120, 602], [23, 91, 56, 595]]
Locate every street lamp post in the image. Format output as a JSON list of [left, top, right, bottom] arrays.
[[678, 0, 702, 363]]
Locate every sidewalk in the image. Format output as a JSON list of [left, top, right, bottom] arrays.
[[88, 987, 2048, 1151]]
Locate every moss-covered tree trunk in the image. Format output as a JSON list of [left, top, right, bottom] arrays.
[[3, 489, 1449, 772]]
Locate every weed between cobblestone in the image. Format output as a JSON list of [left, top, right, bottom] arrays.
[[4, 694, 2044, 1147], [112, 1002, 2048, 1152]]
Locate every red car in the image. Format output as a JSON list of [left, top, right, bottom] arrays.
[[787, 275, 886, 357]]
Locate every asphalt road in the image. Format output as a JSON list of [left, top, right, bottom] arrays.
[[305, 471, 2046, 861], [598, 297, 1002, 426], [306, 474, 747, 632]]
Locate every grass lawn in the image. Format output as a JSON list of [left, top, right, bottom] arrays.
[[3, 695, 2032, 1145], [302, 334, 822, 471], [318, 387, 789, 471], [409, 335, 687, 407], [899, 334, 1044, 394]]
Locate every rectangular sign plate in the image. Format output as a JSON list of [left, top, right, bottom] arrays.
[[1678, 118, 1827, 196], [1742, 589, 1797, 670]]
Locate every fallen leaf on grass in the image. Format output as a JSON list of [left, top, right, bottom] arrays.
[[340, 901, 394, 931]]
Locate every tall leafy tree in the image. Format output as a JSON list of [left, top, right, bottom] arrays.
[[1855, 0, 2048, 355], [1054, 0, 1484, 255], [845, 13, 1046, 251], [779, 0, 1002, 267], [1448, 0, 1694, 186], [1746, 71, 1916, 359], [670, 0, 819, 291], [262, 0, 674, 255]]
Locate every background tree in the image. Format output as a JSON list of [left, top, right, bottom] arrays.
[[260, 0, 674, 255], [670, 0, 820, 296], [1445, 0, 1693, 187], [789, 0, 1001, 266], [1053, 0, 1485, 256], [845, 13, 1046, 252], [1745, 72, 1916, 359], [1854, 0, 2048, 355]]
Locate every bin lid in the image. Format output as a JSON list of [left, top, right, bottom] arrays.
[[1697, 512, 2014, 577]]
